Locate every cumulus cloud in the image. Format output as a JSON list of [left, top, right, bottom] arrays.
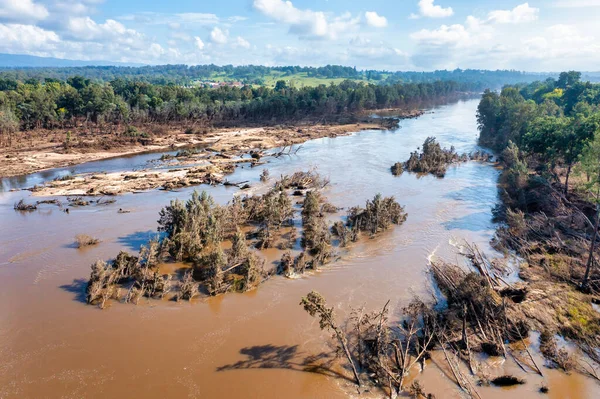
[[411, 24, 469, 46], [488, 3, 539, 24], [365, 11, 387, 28], [417, 0, 453, 18], [411, 3, 539, 49], [210, 27, 228, 44], [0, 23, 58, 52], [50, 1, 105, 17], [234, 36, 250, 49], [194, 36, 205, 50], [253, 0, 359, 40], [65, 17, 143, 43], [409, 2, 600, 70], [117, 12, 244, 28], [0, 0, 49, 23]]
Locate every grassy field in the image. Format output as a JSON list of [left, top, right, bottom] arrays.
[[194, 71, 389, 88]]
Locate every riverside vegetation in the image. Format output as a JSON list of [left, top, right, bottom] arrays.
[[391, 137, 491, 178], [0, 74, 474, 149], [301, 72, 600, 397], [85, 170, 407, 308]]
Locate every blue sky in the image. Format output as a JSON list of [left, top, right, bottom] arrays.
[[1, 0, 599, 71]]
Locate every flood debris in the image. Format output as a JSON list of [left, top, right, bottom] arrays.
[[14, 199, 37, 211], [301, 292, 437, 396], [67, 197, 89, 206], [539, 330, 575, 371], [260, 168, 269, 182]]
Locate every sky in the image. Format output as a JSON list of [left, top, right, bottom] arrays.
[[0, 0, 599, 71]]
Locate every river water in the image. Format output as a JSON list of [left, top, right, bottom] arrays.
[[0, 99, 597, 398]]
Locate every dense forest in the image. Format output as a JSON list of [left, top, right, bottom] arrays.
[[0, 64, 554, 88], [478, 71, 600, 192], [0, 76, 475, 145]]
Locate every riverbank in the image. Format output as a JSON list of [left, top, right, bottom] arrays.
[[3, 111, 424, 196], [0, 110, 424, 181]]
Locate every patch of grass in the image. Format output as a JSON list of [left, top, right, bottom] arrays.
[[565, 293, 600, 338]]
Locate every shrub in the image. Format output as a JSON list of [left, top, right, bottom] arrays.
[[75, 234, 100, 248]]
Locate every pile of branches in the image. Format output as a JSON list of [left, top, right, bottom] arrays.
[[301, 243, 565, 398], [275, 170, 330, 191], [392, 137, 467, 178], [14, 199, 37, 211]]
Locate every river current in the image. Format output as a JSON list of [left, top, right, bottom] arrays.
[[1, 99, 596, 398]]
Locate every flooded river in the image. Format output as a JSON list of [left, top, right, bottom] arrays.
[[0, 99, 597, 398]]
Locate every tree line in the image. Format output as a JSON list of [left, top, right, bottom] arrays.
[[0, 64, 555, 87], [477, 71, 600, 194], [0, 77, 476, 146]]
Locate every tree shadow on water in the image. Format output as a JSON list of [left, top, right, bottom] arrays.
[[216, 344, 353, 383], [117, 230, 160, 251], [59, 278, 88, 303]]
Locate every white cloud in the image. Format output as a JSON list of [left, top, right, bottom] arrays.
[[253, 0, 359, 40], [175, 13, 219, 25], [194, 36, 205, 50], [51, 1, 104, 17], [418, 0, 453, 18], [65, 17, 143, 43], [234, 36, 250, 49], [365, 11, 387, 28], [0, 23, 58, 53], [0, 0, 49, 23], [488, 3, 539, 24], [411, 24, 469, 46], [171, 31, 191, 42], [210, 27, 228, 44]]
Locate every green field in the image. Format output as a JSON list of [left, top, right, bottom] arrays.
[[193, 71, 389, 88]]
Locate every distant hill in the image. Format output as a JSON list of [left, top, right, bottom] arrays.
[[0, 53, 143, 68]]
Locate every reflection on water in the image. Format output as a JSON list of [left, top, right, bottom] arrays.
[[0, 99, 596, 399]]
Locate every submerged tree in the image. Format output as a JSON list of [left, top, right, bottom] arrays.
[[300, 291, 362, 387], [347, 194, 407, 236]]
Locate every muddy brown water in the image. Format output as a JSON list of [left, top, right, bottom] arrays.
[[1, 99, 597, 398]]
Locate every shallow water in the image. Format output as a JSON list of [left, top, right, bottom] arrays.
[[1, 99, 597, 398]]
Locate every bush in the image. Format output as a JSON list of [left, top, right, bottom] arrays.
[[75, 234, 100, 248]]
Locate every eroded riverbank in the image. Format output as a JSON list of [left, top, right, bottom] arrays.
[[1, 99, 598, 399]]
